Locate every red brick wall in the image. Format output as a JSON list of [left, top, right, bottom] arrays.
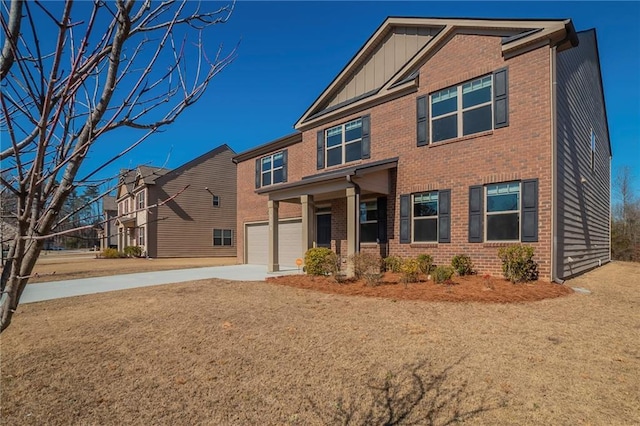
[[236, 33, 553, 279]]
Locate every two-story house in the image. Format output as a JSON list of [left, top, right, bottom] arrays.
[[98, 195, 118, 250], [116, 144, 237, 257], [233, 17, 611, 281]]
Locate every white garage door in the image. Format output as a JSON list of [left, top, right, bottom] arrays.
[[246, 219, 302, 267]]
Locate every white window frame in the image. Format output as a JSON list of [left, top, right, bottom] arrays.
[[261, 151, 284, 186], [213, 195, 220, 207], [137, 190, 145, 210], [412, 191, 439, 243], [213, 229, 233, 246], [359, 199, 378, 243], [138, 226, 145, 246], [485, 182, 520, 242], [430, 75, 493, 143], [590, 128, 596, 171], [325, 118, 363, 167]]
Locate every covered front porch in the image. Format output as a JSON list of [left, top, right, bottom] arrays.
[[256, 158, 397, 276]]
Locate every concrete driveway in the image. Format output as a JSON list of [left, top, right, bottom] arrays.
[[21, 265, 301, 304]]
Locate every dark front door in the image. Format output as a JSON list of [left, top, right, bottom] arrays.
[[316, 214, 331, 248]]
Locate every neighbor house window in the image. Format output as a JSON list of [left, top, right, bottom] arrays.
[[138, 226, 145, 246], [486, 182, 520, 241], [326, 118, 362, 167], [431, 75, 493, 142], [359, 200, 377, 243], [213, 229, 233, 246], [213, 195, 220, 207], [137, 191, 145, 209], [261, 152, 284, 186], [413, 192, 438, 242]]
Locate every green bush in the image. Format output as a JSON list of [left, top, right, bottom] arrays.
[[416, 254, 434, 274], [498, 245, 539, 283], [102, 248, 122, 259], [383, 256, 403, 273], [400, 258, 421, 285], [451, 254, 474, 276], [123, 245, 143, 258], [304, 247, 338, 276], [433, 265, 454, 284], [349, 252, 382, 285]]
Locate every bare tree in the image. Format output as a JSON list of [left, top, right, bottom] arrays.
[[0, 0, 236, 332], [612, 166, 640, 261]]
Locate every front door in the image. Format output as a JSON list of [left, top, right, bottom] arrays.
[[316, 214, 331, 248]]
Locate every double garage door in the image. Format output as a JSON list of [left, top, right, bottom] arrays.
[[246, 219, 302, 267]]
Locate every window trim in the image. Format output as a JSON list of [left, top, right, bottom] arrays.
[[430, 75, 494, 143], [325, 118, 363, 167], [411, 191, 439, 243], [260, 151, 285, 187], [137, 190, 145, 210], [359, 199, 378, 244], [213, 195, 220, 207], [138, 226, 145, 246], [590, 128, 596, 171], [213, 229, 233, 246], [485, 181, 520, 242]]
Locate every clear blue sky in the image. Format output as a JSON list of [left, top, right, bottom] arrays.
[[90, 1, 639, 198]]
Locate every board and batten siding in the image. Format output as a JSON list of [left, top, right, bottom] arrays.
[[152, 146, 237, 257], [555, 30, 611, 279]]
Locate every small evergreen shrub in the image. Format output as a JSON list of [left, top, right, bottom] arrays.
[[451, 254, 474, 276], [416, 254, 434, 274], [383, 256, 403, 273], [498, 245, 539, 283], [433, 265, 455, 284], [304, 247, 338, 276], [124, 246, 143, 258], [400, 258, 421, 285], [102, 248, 122, 259]]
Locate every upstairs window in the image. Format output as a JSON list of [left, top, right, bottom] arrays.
[[326, 118, 362, 167], [486, 182, 520, 241], [413, 192, 439, 242], [137, 191, 145, 209], [213, 195, 220, 207], [431, 75, 493, 143], [261, 152, 284, 186], [359, 200, 378, 243], [590, 129, 596, 171]]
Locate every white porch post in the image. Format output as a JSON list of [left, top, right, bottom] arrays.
[[301, 195, 315, 254], [346, 187, 358, 277], [268, 200, 279, 272]]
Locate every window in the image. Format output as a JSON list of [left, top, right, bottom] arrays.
[[431, 75, 493, 142], [326, 118, 362, 167], [486, 182, 520, 241], [213, 229, 233, 246], [213, 195, 220, 207], [359, 200, 377, 243], [413, 192, 438, 242], [138, 226, 145, 246], [137, 191, 145, 209], [590, 129, 596, 171], [261, 152, 285, 186]]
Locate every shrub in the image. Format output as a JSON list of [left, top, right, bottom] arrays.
[[416, 254, 434, 274], [433, 265, 455, 284], [383, 256, 403, 273], [102, 248, 122, 259], [304, 247, 338, 276], [349, 252, 382, 286], [498, 245, 539, 283], [451, 254, 474, 276], [400, 258, 421, 285], [123, 245, 143, 258]]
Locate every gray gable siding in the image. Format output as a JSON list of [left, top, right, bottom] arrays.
[[555, 30, 611, 279]]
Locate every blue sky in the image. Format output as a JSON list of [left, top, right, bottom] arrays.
[[88, 1, 639, 197]]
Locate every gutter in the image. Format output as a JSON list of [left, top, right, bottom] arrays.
[[550, 45, 558, 283]]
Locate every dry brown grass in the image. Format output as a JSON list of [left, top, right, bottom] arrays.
[[1, 262, 639, 425], [29, 252, 236, 283]]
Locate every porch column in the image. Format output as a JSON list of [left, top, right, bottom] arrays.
[[268, 200, 279, 272], [301, 194, 315, 253], [346, 186, 359, 277]]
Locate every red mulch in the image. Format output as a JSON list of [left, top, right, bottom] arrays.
[[266, 272, 573, 303]]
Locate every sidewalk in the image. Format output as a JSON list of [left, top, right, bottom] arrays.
[[21, 264, 301, 304]]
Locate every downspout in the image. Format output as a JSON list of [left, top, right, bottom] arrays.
[[346, 175, 361, 253], [550, 45, 559, 283]]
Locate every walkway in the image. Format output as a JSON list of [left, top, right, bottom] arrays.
[[21, 265, 301, 304]]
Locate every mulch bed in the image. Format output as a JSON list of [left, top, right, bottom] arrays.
[[266, 272, 574, 303]]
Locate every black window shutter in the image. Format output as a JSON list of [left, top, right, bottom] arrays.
[[281, 149, 288, 183], [493, 67, 509, 129], [255, 158, 261, 189], [521, 179, 538, 242], [361, 115, 371, 159], [468, 185, 483, 243], [400, 194, 411, 244], [317, 130, 325, 169], [377, 196, 387, 243], [417, 95, 429, 146], [438, 189, 451, 243]]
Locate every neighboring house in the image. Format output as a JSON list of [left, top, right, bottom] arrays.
[[233, 17, 610, 281], [99, 195, 118, 250], [116, 144, 237, 257]]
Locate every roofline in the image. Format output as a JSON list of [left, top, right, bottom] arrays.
[[155, 143, 236, 185], [232, 132, 302, 163]]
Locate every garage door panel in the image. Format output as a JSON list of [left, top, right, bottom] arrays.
[[246, 220, 302, 267]]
